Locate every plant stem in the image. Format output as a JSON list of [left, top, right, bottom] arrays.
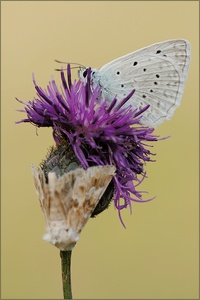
[[60, 250, 72, 299]]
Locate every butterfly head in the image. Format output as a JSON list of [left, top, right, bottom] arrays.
[[78, 67, 89, 83], [78, 67, 98, 83]]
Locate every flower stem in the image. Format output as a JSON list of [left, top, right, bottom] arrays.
[[60, 250, 73, 299]]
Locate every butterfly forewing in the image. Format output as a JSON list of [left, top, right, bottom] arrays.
[[94, 39, 190, 127]]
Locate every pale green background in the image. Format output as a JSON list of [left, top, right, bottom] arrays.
[[2, 1, 199, 299]]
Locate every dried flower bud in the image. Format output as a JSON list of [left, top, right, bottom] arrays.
[[32, 164, 115, 250]]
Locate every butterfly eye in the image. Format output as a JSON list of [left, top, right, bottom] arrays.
[[83, 69, 88, 78]]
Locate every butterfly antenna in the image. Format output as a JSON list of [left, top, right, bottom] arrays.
[[55, 60, 85, 68], [55, 66, 82, 72]]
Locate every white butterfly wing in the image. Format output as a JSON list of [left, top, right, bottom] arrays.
[[95, 39, 191, 127]]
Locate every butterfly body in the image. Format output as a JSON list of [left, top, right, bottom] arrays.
[[79, 39, 191, 127]]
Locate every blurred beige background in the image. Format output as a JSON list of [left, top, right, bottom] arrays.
[[2, 1, 199, 299]]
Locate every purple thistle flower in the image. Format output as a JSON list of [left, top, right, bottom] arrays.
[[16, 64, 159, 226]]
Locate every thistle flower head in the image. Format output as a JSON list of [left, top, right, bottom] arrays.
[[17, 64, 159, 226]]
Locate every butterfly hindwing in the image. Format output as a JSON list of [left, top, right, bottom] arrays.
[[93, 39, 190, 127]]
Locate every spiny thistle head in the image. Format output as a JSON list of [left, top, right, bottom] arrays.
[[17, 64, 159, 226]]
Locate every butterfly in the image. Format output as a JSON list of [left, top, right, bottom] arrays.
[[78, 39, 191, 127]]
